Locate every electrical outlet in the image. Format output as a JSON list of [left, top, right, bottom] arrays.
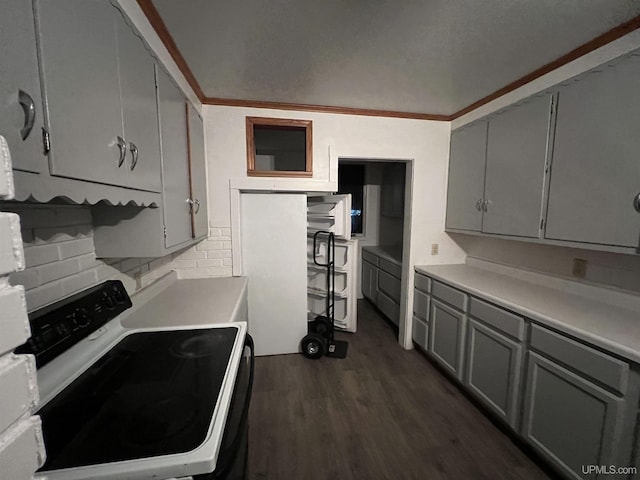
[[572, 258, 587, 279], [431, 243, 439, 255]]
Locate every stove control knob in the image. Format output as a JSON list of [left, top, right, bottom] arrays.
[[74, 307, 91, 328], [103, 295, 115, 310], [113, 288, 126, 304]]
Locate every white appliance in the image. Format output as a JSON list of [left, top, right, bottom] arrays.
[[17, 281, 252, 480], [306, 195, 358, 332], [240, 193, 308, 356]]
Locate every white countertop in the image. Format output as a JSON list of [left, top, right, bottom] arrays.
[[362, 245, 402, 264], [415, 261, 640, 364], [120, 274, 248, 329]]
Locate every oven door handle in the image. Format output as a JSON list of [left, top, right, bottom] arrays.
[[196, 334, 254, 479]]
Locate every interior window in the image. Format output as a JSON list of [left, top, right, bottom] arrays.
[[338, 163, 365, 235], [246, 117, 312, 177]]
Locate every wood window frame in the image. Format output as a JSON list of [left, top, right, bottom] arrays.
[[246, 117, 312, 177]]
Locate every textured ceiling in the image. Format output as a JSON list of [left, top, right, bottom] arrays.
[[151, 0, 640, 115]]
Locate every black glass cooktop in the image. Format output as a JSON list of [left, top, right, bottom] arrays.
[[38, 327, 238, 471]]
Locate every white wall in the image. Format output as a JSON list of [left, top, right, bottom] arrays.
[[204, 105, 467, 348]]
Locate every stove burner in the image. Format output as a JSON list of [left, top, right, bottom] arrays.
[[171, 331, 230, 359], [121, 394, 198, 448]]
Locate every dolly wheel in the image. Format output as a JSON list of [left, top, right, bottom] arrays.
[[301, 333, 326, 359]]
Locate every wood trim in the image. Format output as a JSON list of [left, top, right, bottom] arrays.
[[136, 0, 205, 102], [246, 117, 313, 177], [208, 97, 451, 121], [451, 13, 640, 119]]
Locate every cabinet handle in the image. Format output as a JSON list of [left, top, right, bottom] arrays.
[[186, 198, 194, 214], [475, 199, 483, 211], [129, 142, 139, 171], [116, 136, 126, 168], [194, 199, 201, 214], [18, 90, 36, 140], [482, 200, 489, 212], [634, 193, 640, 213]]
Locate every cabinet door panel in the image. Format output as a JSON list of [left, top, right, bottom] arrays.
[[465, 319, 522, 428], [156, 68, 190, 249], [37, 0, 126, 186], [362, 260, 373, 299], [446, 121, 487, 231], [545, 53, 640, 248], [428, 299, 465, 379], [116, 10, 161, 193], [0, 0, 45, 173], [482, 94, 552, 237], [187, 103, 208, 238], [523, 352, 623, 480]]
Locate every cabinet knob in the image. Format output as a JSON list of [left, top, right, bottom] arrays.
[[634, 193, 640, 213], [129, 142, 139, 171], [194, 199, 201, 214], [475, 199, 483, 211], [116, 136, 126, 168], [18, 90, 36, 140], [482, 200, 490, 212]]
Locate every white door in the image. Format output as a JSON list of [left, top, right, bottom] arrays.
[[241, 193, 308, 356]]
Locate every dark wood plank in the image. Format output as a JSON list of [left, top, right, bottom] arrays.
[[248, 299, 555, 480]]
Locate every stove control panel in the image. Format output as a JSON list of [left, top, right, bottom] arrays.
[[15, 280, 132, 368]]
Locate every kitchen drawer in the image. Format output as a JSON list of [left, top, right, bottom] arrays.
[[530, 324, 629, 395], [379, 257, 402, 278], [378, 270, 401, 303], [362, 249, 378, 266], [469, 297, 525, 341], [432, 280, 467, 312], [412, 315, 429, 350], [413, 289, 429, 321], [377, 291, 400, 326], [414, 273, 431, 293]]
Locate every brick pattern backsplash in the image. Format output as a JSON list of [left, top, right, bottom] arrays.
[[0, 194, 46, 476], [173, 226, 233, 279]]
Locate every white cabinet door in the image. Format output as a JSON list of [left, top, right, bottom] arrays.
[[445, 121, 487, 232], [36, 0, 126, 187], [545, 53, 640, 248], [115, 9, 161, 193], [0, 0, 46, 173], [157, 67, 191, 249], [187, 103, 208, 239], [482, 94, 552, 238]]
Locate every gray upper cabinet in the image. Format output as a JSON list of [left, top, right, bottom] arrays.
[[545, 53, 640, 249], [482, 94, 553, 238], [445, 121, 487, 232], [35, 0, 161, 193], [187, 103, 208, 239], [157, 67, 191, 249], [115, 9, 161, 193], [0, 0, 46, 173], [37, 0, 127, 187]]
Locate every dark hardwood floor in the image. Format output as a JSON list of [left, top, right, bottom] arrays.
[[248, 299, 554, 480]]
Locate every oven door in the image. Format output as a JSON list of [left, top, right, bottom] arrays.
[[194, 334, 254, 480]]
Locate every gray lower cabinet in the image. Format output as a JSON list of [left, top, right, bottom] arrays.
[[522, 352, 625, 480], [0, 0, 46, 174], [361, 259, 377, 302], [361, 248, 401, 325], [464, 319, 523, 428], [428, 299, 466, 379]]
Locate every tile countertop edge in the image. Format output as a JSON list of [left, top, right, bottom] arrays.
[[414, 263, 640, 365]]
